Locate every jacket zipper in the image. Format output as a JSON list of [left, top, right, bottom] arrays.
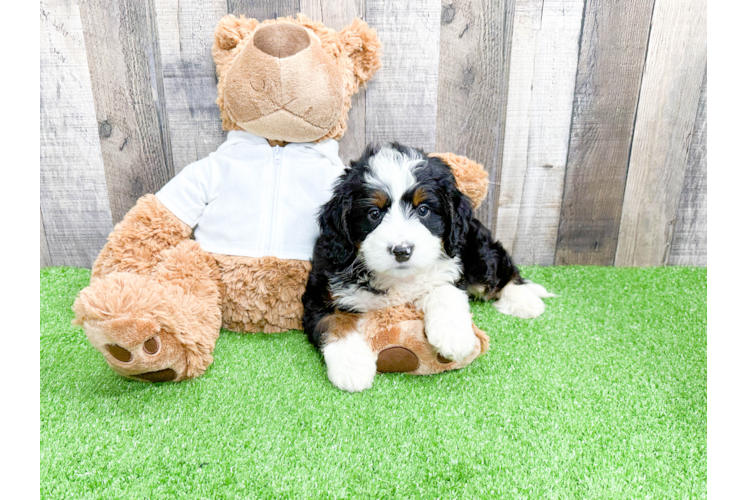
[[266, 145, 283, 254]]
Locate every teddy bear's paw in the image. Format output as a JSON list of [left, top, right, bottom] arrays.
[[79, 317, 189, 382], [73, 272, 219, 382], [322, 332, 377, 392]]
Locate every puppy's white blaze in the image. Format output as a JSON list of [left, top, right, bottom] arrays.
[[494, 281, 549, 319], [416, 284, 476, 362], [364, 146, 422, 201], [322, 331, 377, 392]]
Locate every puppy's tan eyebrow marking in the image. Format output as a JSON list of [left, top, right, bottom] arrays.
[[412, 186, 428, 206], [371, 190, 389, 209]]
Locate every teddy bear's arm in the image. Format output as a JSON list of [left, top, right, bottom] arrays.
[[91, 194, 192, 279], [92, 155, 218, 279], [428, 152, 489, 209]]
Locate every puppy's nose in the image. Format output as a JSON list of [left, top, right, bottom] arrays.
[[253, 23, 310, 58], [391, 244, 413, 262]]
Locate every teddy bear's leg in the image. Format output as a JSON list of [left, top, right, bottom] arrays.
[[374, 320, 489, 376], [213, 255, 311, 333], [360, 306, 490, 376], [74, 240, 222, 382]]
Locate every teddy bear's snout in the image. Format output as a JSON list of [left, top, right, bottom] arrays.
[[253, 23, 310, 59]]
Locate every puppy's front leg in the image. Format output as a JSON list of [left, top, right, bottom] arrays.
[[417, 285, 477, 362], [318, 312, 377, 392]]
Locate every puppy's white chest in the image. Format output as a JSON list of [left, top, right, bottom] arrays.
[[330, 258, 462, 312]]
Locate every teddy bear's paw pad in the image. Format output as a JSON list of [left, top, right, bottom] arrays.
[[105, 334, 161, 364], [132, 368, 177, 382], [106, 344, 133, 362], [377, 346, 419, 373], [436, 353, 452, 364]]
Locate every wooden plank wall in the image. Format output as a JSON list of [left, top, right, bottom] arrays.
[[40, 0, 708, 268]]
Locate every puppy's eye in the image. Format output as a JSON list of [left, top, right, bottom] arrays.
[[368, 208, 382, 221], [416, 205, 431, 218]]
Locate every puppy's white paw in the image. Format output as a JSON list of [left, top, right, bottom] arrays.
[[494, 281, 548, 319], [426, 318, 477, 363], [322, 332, 377, 392]]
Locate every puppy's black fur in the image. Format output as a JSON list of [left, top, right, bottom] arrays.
[[302, 143, 523, 349]]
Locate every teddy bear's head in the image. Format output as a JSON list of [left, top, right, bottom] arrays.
[[212, 14, 382, 143]]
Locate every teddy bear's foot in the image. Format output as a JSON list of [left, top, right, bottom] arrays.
[[73, 272, 221, 382], [372, 320, 490, 376], [82, 315, 188, 382]]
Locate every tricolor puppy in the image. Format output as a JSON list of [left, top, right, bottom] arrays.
[[302, 143, 553, 392]]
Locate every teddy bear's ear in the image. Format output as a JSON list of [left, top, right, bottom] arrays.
[[212, 14, 258, 75], [429, 153, 489, 209], [338, 18, 383, 88]]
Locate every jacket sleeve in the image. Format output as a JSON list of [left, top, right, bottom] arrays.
[[155, 155, 219, 228]]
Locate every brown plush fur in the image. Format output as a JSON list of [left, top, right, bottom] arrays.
[[73, 13, 491, 383], [91, 194, 193, 278], [429, 152, 489, 209], [214, 255, 311, 333]]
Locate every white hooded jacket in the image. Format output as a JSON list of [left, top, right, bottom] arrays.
[[156, 130, 346, 260]]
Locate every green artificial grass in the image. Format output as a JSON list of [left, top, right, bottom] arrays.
[[41, 266, 706, 499]]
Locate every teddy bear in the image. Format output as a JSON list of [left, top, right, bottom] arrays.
[[72, 13, 492, 383]]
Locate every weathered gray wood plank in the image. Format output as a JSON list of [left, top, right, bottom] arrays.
[[40, 210, 52, 268], [669, 68, 707, 266], [299, 0, 364, 29], [299, 0, 366, 165], [228, 0, 301, 21], [40, 0, 114, 268], [555, 0, 655, 266], [365, 0, 441, 151], [79, 0, 174, 224], [615, 0, 707, 267], [154, 0, 227, 174], [495, 0, 584, 265], [434, 0, 514, 232]]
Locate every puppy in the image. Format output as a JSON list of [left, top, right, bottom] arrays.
[[302, 143, 553, 391]]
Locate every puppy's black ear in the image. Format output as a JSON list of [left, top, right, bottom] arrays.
[[317, 188, 356, 266], [444, 190, 474, 258]]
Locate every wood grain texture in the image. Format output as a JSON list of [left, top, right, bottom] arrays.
[[669, 68, 707, 266], [495, 0, 584, 265], [40, 210, 52, 268], [154, 0, 227, 174], [228, 0, 301, 21], [615, 0, 707, 267], [40, 0, 114, 268], [434, 0, 514, 232], [299, 0, 366, 165], [365, 0, 441, 151], [79, 0, 173, 224], [555, 0, 655, 266]]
